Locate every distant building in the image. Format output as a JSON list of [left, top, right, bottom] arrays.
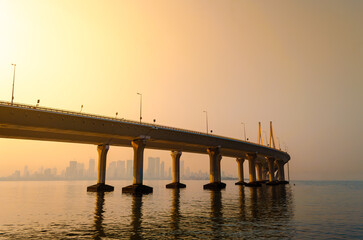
[[66, 161, 78, 178], [117, 160, 125, 179], [44, 168, 52, 176], [147, 157, 156, 179], [87, 158, 96, 178], [23, 165, 30, 178], [77, 162, 84, 178], [127, 160, 132, 179], [10, 170, 20, 179], [155, 157, 160, 178], [108, 161, 117, 179], [160, 161, 165, 179], [186, 166, 190, 178], [181, 160, 185, 178]]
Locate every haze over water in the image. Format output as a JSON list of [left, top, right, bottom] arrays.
[[0, 180, 362, 239]]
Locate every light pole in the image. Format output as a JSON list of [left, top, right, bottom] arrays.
[[137, 93, 142, 123], [11, 63, 16, 105], [203, 110, 209, 134], [241, 122, 246, 141]]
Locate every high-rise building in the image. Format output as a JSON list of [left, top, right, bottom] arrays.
[[147, 157, 156, 179], [88, 158, 95, 178], [155, 157, 160, 179], [160, 161, 165, 179], [77, 162, 85, 178], [117, 160, 125, 179], [44, 168, 52, 176], [23, 165, 30, 178], [181, 160, 185, 178], [127, 160, 132, 179], [51, 168, 57, 176], [66, 161, 77, 178], [108, 161, 117, 179]]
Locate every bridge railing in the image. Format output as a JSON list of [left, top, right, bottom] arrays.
[[0, 101, 285, 153]]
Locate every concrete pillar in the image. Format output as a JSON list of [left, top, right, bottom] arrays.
[[132, 139, 146, 185], [276, 160, 286, 182], [97, 144, 109, 184], [245, 153, 261, 187], [262, 165, 268, 181], [235, 158, 245, 185], [218, 154, 222, 182], [247, 153, 257, 182], [166, 151, 186, 188], [256, 163, 263, 182], [266, 157, 276, 182], [172, 151, 181, 183], [203, 147, 226, 190], [87, 144, 114, 192], [122, 139, 153, 194], [209, 147, 220, 183]]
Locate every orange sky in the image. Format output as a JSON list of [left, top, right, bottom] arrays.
[[0, 0, 362, 180]]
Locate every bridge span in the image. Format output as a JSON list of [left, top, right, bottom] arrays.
[[0, 101, 290, 194]]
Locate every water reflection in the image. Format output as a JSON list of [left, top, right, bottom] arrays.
[[93, 192, 105, 240], [170, 188, 181, 238], [238, 186, 246, 222], [130, 195, 143, 240], [210, 190, 223, 239], [249, 187, 259, 219], [89, 183, 294, 239]]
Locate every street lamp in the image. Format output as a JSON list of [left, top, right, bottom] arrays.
[[203, 110, 209, 134], [11, 63, 16, 105], [137, 92, 142, 123], [241, 122, 246, 141]]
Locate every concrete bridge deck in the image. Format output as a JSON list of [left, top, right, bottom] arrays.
[[0, 101, 289, 162], [0, 101, 290, 193]]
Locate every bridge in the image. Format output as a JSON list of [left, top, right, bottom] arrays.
[[0, 101, 290, 194]]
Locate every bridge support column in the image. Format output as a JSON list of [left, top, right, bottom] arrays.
[[235, 158, 246, 185], [87, 144, 114, 192], [262, 165, 268, 181], [276, 160, 289, 184], [203, 147, 226, 190], [256, 163, 263, 182], [166, 151, 186, 188], [122, 139, 153, 194], [245, 153, 261, 187], [266, 157, 279, 185]]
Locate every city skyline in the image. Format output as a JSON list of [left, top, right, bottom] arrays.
[[1, 157, 237, 181]]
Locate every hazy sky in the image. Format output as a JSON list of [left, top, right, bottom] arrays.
[[0, 0, 362, 180]]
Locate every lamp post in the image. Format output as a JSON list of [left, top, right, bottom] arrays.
[[241, 122, 246, 141], [137, 93, 142, 123], [11, 63, 16, 105], [203, 110, 209, 134]]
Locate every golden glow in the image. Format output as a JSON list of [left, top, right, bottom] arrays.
[[0, 1, 362, 180]]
